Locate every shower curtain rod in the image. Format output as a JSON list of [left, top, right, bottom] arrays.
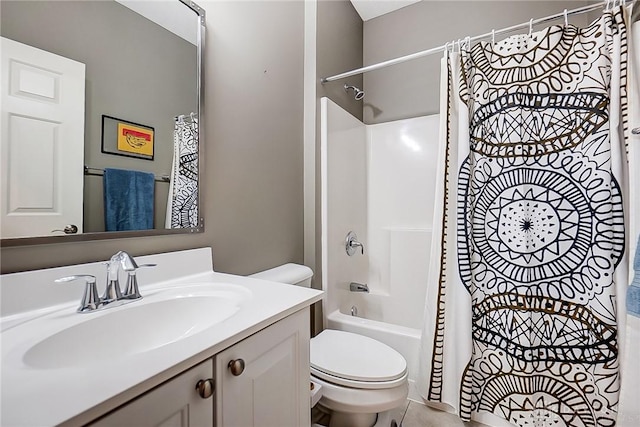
[[321, 0, 634, 83], [175, 113, 196, 122]]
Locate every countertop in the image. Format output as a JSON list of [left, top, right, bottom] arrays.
[[0, 249, 322, 427]]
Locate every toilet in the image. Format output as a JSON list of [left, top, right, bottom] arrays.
[[250, 264, 408, 427]]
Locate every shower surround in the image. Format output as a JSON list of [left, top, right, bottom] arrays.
[[321, 97, 439, 400]]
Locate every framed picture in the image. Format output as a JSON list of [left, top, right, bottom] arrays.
[[101, 115, 154, 160]]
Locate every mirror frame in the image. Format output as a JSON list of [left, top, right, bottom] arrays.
[[1, 0, 206, 248]]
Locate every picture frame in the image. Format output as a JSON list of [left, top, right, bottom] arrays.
[[101, 115, 154, 160]]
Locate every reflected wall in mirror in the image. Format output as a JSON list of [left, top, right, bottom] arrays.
[[0, 0, 204, 245]]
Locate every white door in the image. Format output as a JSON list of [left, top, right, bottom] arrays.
[[1, 37, 85, 238]]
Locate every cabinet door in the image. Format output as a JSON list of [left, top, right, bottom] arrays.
[[90, 359, 214, 427], [216, 308, 310, 427]]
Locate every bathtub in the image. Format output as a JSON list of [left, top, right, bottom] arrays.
[[325, 309, 423, 402]]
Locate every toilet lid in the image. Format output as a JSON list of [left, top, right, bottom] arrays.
[[310, 330, 407, 389]]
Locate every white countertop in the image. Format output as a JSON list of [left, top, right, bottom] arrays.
[[0, 248, 323, 427]]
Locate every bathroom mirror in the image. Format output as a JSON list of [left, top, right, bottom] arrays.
[[0, 0, 205, 247]]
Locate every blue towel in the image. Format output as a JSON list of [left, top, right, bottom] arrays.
[[627, 235, 640, 318], [103, 168, 154, 231]]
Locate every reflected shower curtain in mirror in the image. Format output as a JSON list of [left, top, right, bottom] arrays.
[[166, 114, 199, 229], [418, 6, 635, 427]]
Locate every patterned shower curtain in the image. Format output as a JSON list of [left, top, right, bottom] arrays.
[[418, 6, 634, 427], [165, 115, 199, 229]]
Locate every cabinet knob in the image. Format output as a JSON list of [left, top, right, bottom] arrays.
[[228, 359, 245, 376], [195, 378, 215, 399]]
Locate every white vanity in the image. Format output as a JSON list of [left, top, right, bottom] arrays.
[[0, 248, 323, 426]]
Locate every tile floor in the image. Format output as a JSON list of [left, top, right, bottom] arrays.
[[312, 399, 467, 427], [398, 400, 465, 427]]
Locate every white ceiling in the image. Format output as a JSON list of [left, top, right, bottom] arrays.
[[350, 0, 421, 21], [115, 0, 198, 45]]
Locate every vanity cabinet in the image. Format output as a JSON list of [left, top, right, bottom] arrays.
[[216, 308, 311, 427], [87, 308, 310, 427], [89, 360, 214, 427]]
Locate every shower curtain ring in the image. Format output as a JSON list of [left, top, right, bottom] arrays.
[[491, 29, 496, 47], [445, 41, 453, 55], [564, 9, 568, 26], [528, 18, 534, 36]]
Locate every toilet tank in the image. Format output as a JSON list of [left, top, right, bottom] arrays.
[[249, 263, 313, 288]]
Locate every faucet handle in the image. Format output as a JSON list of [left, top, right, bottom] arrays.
[[136, 263, 157, 269], [345, 231, 365, 256], [55, 275, 101, 313], [122, 263, 156, 300]]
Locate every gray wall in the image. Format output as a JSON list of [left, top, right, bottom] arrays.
[[0, 0, 305, 276], [317, 1, 364, 121], [363, 0, 592, 124], [206, 0, 305, 274], [1, 1, 197, 231]]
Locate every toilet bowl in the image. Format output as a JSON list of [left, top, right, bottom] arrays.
[[249, 264, 409, 427], [311, 329, 408, 427]]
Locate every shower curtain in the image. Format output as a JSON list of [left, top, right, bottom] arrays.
[[165, 114, 199, 229], [419, 6, 635, 427]]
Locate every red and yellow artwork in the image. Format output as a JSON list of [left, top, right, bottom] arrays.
[[117, 123, 154, 156]]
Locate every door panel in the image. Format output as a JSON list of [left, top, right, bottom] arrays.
[[216, 309, 311, 427], [1, 37, 85, 238], [89, 360, 214, 427]]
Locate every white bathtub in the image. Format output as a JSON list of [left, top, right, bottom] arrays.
[[325, 309, 423, 402]]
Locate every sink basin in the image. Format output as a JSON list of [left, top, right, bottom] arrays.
[[16, 283, 250, 370]]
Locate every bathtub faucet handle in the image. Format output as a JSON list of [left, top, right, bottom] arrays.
[[349, 282, 369, 293], [345, 231, 364, 256]]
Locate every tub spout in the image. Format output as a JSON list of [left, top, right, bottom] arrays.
[[349, 282, 369, 293], [351, 305, 358, 316]]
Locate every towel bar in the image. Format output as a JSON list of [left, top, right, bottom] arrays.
[[84, 166, 170, 182]]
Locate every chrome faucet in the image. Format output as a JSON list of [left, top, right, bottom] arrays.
[[55, 251, 155, 313], [349, 282, 369, 293]]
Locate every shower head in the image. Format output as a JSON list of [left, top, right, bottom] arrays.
[[344, 84, 365, 101]]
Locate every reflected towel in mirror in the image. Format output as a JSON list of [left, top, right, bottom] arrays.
[[104, 168, 155, 231]]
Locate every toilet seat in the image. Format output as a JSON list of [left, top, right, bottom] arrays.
[[310, 330, 407, 390]]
